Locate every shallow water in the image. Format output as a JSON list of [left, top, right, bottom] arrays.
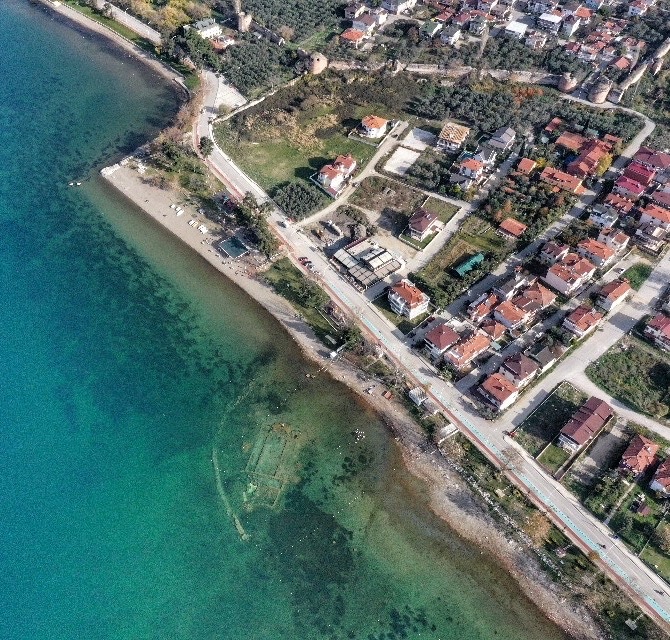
[[0, 2, 568, 638]]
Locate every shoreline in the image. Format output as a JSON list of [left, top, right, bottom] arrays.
[[102, 161, 601, 640], [34, 0, 186, 89]]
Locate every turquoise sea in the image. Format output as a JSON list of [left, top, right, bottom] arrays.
[[0, 3, 569, 639]]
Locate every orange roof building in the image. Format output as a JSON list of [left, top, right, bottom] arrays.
[[388, 279, 430, 320], [444, 332, 491, 369], [498, 218, 528, 238], [478, 373, 519, 410], [516, 158, 537, 175], [619, 434, 659, 476], [563, 305, 603, 337], [540, 167, 584, 194]]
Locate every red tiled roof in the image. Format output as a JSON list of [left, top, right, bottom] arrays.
[[516, 158, 537, 175], [647, 313, 670, 338], [409, 208, 438, 233], [425, 323, 460, 350], [633, 146, 670, 171], [578, 238, 615, 261], [624, 161, 655, 185], [499, 218, 527, 237], [604, 192, 635, 213], [480, 318, 506, 340], [390, 281, 427, 307], [561, 396, 613, 446], [495, 300, 527, 325], [361, 114, 388, 130], [652, 459, 670, 490], [540, 167, 584, 193], [334, 154, 356, 172], [619, 434, 659, 475], [555, 131, 588, 153], [564, 305, 603, 332], [446, 332, 491, 367], [461, 158, 484, 172], [641, 203, 670, 224], [544, 117, 563, 133], [599, 278, 631, 301], [340, 28, 365, 42], [480, 373, 518, 403], [615, 175, 645, 196]]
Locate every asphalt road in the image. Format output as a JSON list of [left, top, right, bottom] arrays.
[[198, 76, 670, 628]]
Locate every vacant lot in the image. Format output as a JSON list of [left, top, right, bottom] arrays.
[[350, 176, 425, 216], [215, 117, 375, 193], [621, 262, 653, 290], [515, 382, 588, 457], [586, 338, 670, 419], [425, 197, 460, 224]]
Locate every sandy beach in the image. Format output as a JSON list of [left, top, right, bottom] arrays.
[[103, 161, 602, 640]]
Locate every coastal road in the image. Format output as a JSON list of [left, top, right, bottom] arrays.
[[197, 82, 670, 629], [92, 1, 161, 45]]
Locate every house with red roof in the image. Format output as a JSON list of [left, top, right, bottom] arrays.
[[597, 227, 629, 253], [467, 292, 500, 324], [543, 252, 596, 295], [652, 190, 670, 209], [639, 203, 670, 231], [424, 323, 460, 360], [360, 115, 389, 138], [633, 147, 670, 175], [444, 331, 491, 369], [512, 281, 557, 314], [516, 158, 537, 175], [604, 192, 635, 215], [340, 28, 367, 47], [478, 373, 519, 411], [566, 140, 612, 178], [650, 459, 670, 495], [623, 161, 656, 186], [613, 175, 646, 200], [644, 313, 670, 351], [540, 167, 584, 194], [408, 208, 439, 242], [539, 241, 569, 265], [480, 318, 506, 341], [498, 218, 527, 239], [618, 434, 659, 477], [316, 154, 357, 197], [494, 300, 531, 330], [555, 131, 588, 153], [597, 278, 631, 311], [577, 238, 615, 267], [499, 352, 539, 388], [388, 279, 430, 319], [459, 158, 485, 179], [562, 305, 603, 338], [558, 396, 613, 452]]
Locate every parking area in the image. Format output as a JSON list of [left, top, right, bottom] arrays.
[[384, 147, 421, 177]]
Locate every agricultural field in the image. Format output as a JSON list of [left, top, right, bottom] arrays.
[[586, 338, 670, 419]]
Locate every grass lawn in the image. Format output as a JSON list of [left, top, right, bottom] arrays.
[[372, 296, 428, 334], [621, 262, 653, 290], [399, 231, 438, 250], [417, 216, 509, 295], [215, 127, 376, 193], [537, 444, 571, 475], [609, 484, 665, 552], [350, 176, 425, 216], [515, 382, 588, 457], [425, 197, 460, 223], [263, 258, 337, 344], [586, 337, 670, 420], [641, 545, 670, 583]]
